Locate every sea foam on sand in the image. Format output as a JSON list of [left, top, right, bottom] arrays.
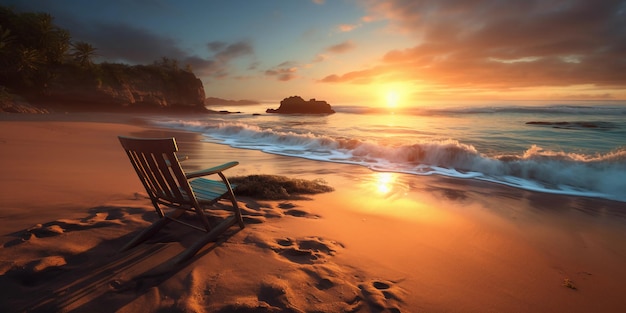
[[1, 113, 626, 312]]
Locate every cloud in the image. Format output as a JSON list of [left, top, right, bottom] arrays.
[[265, 62, 299, 81], [69, 22, 187, 64], [324, 0, 626, 90], [312, 54, 328, 63], [207, 41, 227, 52], [361, 15, 375, 23], [208, 40, 254, 62], [320, 68, 377, 84], [552, 93, 615, 100], [312, 0, 325, 4], [53, 18, 255, 80], [325, 40, 356, 54], [248, 61, 261, 70], [337, 24, 359, 32]]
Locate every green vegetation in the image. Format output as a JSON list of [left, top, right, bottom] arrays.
[[70, 41, 97, 68], [0, 5, 197, 103], [0, 6, 69, 92], [229, 175, 334, 200]]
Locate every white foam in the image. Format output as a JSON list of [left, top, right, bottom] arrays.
[[154, 119, 626, 202]]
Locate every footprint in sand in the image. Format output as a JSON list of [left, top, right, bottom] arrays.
[[239, 201, 320, 224], [244, 234, 344, 264], [358, 279, 405, 312], [273, 236, 344, 264], [3, 206, 146, 248], [278, 202, 320, 219], [3, 255, 69, 287]]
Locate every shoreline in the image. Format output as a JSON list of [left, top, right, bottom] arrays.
[[1, 112, 626, 312]]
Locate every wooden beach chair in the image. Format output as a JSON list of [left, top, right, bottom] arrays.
[[118, 136, 245, 263]]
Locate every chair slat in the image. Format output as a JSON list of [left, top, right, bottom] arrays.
[[165, 152, 193, 202], [134, 152, 157, 195], [190, 179, 236, 202], [152, 152, 184, 202], [145, 152, 175, 200]]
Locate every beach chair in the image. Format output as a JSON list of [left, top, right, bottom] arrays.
[[118, 136, 245, 262]]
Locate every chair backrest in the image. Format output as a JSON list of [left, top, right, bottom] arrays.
[[118, 136, 195, 208]]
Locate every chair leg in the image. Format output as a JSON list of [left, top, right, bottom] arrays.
[[229, 192, 245, 229], [218, 172, 245, 229]]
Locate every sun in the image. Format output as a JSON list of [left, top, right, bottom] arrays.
[[386, 91, 400, 108]]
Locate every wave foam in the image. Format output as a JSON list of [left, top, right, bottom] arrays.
[[155, 120, 626, 202]]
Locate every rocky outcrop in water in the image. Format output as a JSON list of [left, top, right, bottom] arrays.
[[266, 96, 335, 114]]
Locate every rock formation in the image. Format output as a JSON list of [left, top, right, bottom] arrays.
[[266, 96, 335, 114], [0, 92, 49, 113], [36, 64, 207, 112]]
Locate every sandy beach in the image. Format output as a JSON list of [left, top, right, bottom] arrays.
[[1, 113, 626, 312]]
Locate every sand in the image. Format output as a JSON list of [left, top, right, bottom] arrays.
[[1, 113, 626, 312]]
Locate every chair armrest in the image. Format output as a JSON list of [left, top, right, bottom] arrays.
[[185, 161, 239, 179]]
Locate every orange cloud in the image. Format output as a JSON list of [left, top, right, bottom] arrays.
[[322, 0, 626, 96], [325, 40, 356, 54], [361, 15, 374, 23], [265, 62, 299, 81], [312, 54, 327, 63], [337, 23, 359, 32]]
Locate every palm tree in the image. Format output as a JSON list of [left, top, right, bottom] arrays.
[[0, 25, 14, 51], [70, 41, 97, 67], [26, 12, 69, 64], [17, 48, 44, 73]]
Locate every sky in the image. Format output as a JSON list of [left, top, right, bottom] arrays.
[[4, 0, 626, 107]]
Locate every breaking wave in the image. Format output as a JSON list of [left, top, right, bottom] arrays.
[[155, 120, 626, 202]]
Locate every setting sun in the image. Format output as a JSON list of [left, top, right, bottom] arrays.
[[386, 91, 400, 108]]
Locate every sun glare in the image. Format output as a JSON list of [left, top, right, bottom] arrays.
[[375, 172, 395, 194], [386, 91, 400, 108]]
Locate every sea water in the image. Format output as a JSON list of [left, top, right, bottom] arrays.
[[150, 101, 626, 202]]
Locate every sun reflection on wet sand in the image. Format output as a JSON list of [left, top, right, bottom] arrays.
[[365, 172, 412, 199], [375, 172, 394, 194], [341, 171, 456, 222]]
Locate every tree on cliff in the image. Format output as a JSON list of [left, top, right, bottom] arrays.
[[0, 6, 70, 91], [70, 41, 97, 68], [0, 5, 207, 111], [0, 25, 14, 50]]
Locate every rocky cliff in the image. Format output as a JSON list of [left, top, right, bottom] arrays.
[[0, 91, 49, 113], [21, 64, 207, 112]]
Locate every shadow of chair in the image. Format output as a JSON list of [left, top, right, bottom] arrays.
[[117, 136, 245, 264]]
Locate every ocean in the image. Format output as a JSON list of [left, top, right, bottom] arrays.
[[149, 101, 626, 203]]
